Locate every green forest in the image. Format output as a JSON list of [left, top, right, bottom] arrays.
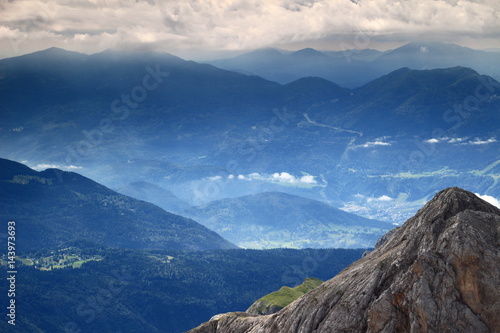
[[0, 247, 364, 333]]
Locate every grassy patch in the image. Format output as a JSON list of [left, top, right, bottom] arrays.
[[257, 277, 323, 309]]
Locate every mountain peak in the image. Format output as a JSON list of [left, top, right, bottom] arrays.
[[247, 47, 283, 56], [291, 48, 328, 58], [375, 187, 500, 253], [27, 47, 88, 59], [426, 186, 500, 219], [389, 41, 478, 55], [189, 187, 500, 332]]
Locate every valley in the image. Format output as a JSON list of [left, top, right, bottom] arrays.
[[1, 47, 498, 225], [0, 42, 499, 333], [0, 246, 366, 333]]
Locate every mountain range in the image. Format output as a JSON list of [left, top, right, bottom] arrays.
[[2, 44, 499, 333], [0, 47, 498, 223], [184, 191, 393, 249], [207, 42, 500, 88], [189, 187, 500, 332], [0, 158, 235, 251]]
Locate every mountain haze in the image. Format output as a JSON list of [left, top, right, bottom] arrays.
[[0, 158, 236, 251], [115, 180, 191, 214], [207, 42, 500, 88], [185, 192, 392, 249], [1, 47, 498, 218]]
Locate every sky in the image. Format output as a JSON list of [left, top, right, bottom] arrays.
[[1, 0, 499, 60]]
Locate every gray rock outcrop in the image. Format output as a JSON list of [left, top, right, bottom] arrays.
[[188, 187, 500, 333]]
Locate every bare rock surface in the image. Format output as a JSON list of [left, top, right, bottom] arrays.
[[188, 187, 500, 333]]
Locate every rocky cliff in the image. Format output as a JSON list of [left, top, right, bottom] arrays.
[[188, 187, 500, 333]]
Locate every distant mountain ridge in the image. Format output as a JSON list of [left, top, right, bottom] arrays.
[[184, 191, 393, 249], [207, 42, 500, 88], [0, 158, 236, 251], [0, 47, 498, 216]]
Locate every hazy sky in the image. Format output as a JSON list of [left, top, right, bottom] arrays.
[[1, 0, 499, 60]]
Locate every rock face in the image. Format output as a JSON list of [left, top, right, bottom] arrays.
[[188, 188, 500, 333]]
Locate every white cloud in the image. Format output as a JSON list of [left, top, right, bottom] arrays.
[[467, 138, 497, 145], [1, 0, 499, 59], [299, 175, 317, 184], [30, 163, 83, 171], [425, 138, 440, 143], [272, 172, 296, 183], [357, 140, 391, 148], [228, 171, 318, 185], [353, 193, 393, 203], [378, 195, 393, 201], [271, 172, 318, 184], [367, 195, 393, 203], [425, 137, 488, 144], [32, 164, 60, 170], [475, 193, 500, 208], [448, 137, 467, 143]]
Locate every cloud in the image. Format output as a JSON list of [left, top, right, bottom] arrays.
[[1, 0, 499, 59], [31, 164, 60, 170], [475, 193, 500, 208], [367, 195, 393, 203], [425, 138, 440, 143], [30, 163, 83, 171], [272, 172, 297, 183], [353, 193, 394, 202], [272, 172, 318, 184], [299, 175, 317, 184], [378, 195, 393, 201], [466, 138, 497, 145], [226, 171, 319, 185], [356, 140, 391, 148], [448, 137, 467, 143], [424, 137, 483, 144], [65, 165, 83, 170]]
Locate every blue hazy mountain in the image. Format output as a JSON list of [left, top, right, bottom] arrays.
[[184, 191, 393, 249], [207, 42, 500, 88], [0, 47, 498, 220], [311, 66, 500, 135], [0, 158, 236, 251], [115, 180, 191, 214]]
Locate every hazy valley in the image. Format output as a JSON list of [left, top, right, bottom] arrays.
[[1, 41, 499, 332]]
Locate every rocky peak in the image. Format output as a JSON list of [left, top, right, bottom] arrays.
[[188, 188, 500, 333]]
